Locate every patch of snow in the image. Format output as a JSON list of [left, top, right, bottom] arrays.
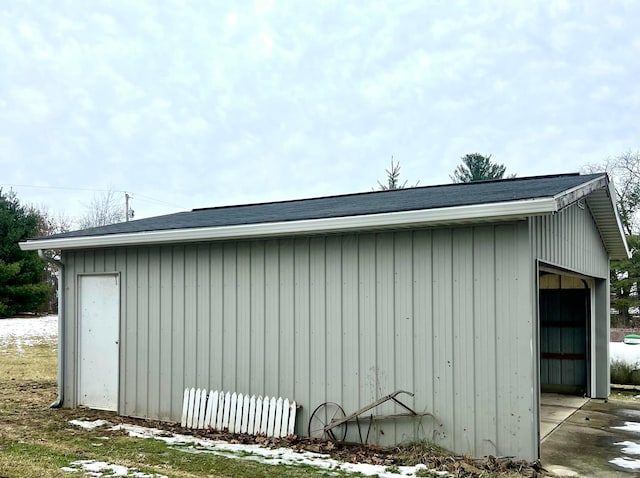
[[610, 342, 640, 367], [61, 460, 168, 477], [69, 419, 450, 477], [0, 315, 57, 352], [544, 465, 580, 476], [610, 456, 640, 470], [612, 422, 640, 433], [614, 440, 640, 455], [68, 419, 111, 430]]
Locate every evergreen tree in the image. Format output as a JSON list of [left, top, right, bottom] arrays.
[[0, 189, 49, 317], [375, 157, 419, 190], [450, 153, 509, 183], [611, 235, 640, 326], [586, 151, 640, 326]]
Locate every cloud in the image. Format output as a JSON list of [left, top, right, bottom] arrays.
[[0, 0, 637, 222]]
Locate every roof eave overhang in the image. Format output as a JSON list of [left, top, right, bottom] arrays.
[[20, 197, 557, 251]]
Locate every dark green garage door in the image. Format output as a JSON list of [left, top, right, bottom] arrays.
[[540, 289, 589, 395]]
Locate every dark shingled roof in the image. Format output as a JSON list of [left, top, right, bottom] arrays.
[[42, 173, 603, 240]]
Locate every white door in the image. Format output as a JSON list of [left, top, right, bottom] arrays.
[[78, 274, 120, 411]]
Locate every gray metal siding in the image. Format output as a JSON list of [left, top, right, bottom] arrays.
[[63, 223, 536, 459], [530, 203, 609, 278], [530, 203, 611, 398]]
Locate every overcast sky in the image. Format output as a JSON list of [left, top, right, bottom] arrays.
[[1, 0, 638, 224]]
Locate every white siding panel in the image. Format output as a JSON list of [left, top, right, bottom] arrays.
[[264, 240, 280, 395], [184, 246, 197, 390], [209, 244, 224, 390], [222, 244, 237, 392], [147, 247, 161, 417], [159, 247, 173, 420], [136, 248, 149, 417], [341, 235, 359, 428], [236, 242, 251, 394], [472, 227, 498, 456], [171, 246, 186, 416], [394, 232, 414, 443], [531, 204, 609, 278], [358, 235, 377, 407], [495, 224, 535, 460], [432, 228, 454, 450], [452, 228, 475, 453], [250, 242, 266, 394], [412, 231, 434, 440], [196, 245, 211, 390], [375, 233, 395, 430], [325, 237, 343, 406], [293, 239, 310, 428], [278, 240, 295, 397], [309, 238, 327, 411]]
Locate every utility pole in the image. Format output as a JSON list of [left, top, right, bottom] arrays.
[[125, 193, 131, 222]]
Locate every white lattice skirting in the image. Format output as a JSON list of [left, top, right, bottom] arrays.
[[181, 388, 298, 438]]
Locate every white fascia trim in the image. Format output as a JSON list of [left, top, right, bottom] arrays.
[[552, 175, 607, 210], [20, 197, 557, 251], [606, 179, 631, 257]]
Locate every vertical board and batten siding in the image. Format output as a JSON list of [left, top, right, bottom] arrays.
[[62, 222, 536, 459], [529, 202, 611, 398], [530, 203, 609, 279]]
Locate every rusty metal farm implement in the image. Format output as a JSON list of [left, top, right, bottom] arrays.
[[308, 390, 432, 444]]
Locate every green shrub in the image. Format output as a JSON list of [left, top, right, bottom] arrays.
[[611, 359, 640, 385]]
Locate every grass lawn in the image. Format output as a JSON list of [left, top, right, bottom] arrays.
[[0, 329, 543, 478], [0, 342, 377, 478]]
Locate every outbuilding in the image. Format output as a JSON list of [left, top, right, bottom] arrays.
[[21, 173, 628, 460]]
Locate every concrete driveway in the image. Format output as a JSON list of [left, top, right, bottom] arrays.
[[541, 398, 640, 477]]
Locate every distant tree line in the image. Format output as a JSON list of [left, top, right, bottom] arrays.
[[585, 151, 640, 327], [0, 189, 50, 317], [375, 153, 511, 190]]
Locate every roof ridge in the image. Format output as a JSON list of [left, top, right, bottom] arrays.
[[191, 172, 591, 213]]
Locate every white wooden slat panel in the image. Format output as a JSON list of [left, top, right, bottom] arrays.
[[267, 397, 277, 437], [180, 388, 189, 427], [204, 391, 215, 428], [229, 392, 238, 433], [198, 389, 207, 429], [186, 388, 196, 428], [288, 401, 296, 436], [280, 399, 290, 437], [260, 396, 269, 435], [241, 394, 250, 433], [233, 393, 243, 433], [182, 389, 297, 437], [222, 392, 231, 430], [273, 397, 283, 438], [209, 390, 218, 428], [248, 396, 257, 434], [216, 391, 225, 430], [254, 396, 263, 435]]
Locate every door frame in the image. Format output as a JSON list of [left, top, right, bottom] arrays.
[[76, 272, 121, 411], [538, 263, 593, 396]]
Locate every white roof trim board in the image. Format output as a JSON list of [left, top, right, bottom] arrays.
[[20, 197, 556, 250], [19, 173, 630, 259]]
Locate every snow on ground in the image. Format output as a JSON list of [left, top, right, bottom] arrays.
[[611, 424, 640, 471], [68, 420, 448, 478], [610, 342, 640, 367], [61, 460, 168, 477], [0, 315, 57, 352]]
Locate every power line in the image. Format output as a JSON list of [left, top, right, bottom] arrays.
[[1, 183, 126, 194], [1, 183, 189, 212], [133, 193, 189, 211]]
